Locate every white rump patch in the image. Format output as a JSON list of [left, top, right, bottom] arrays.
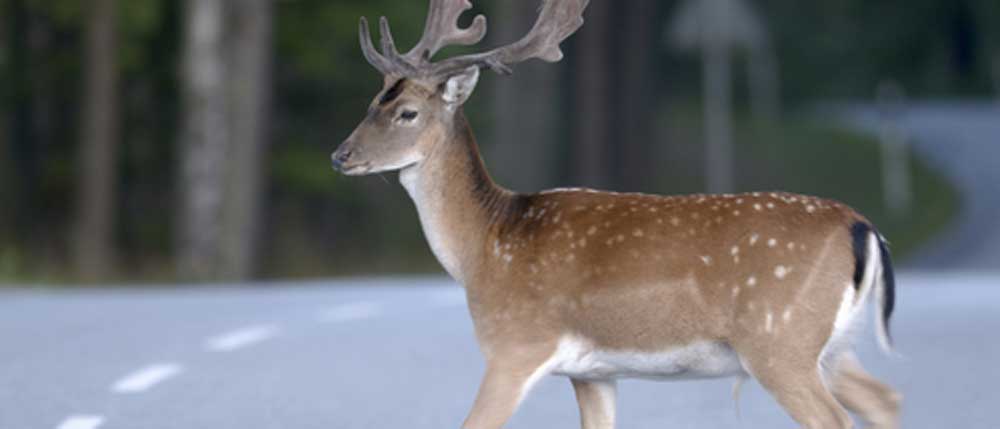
[[832, 284, 858, 339]]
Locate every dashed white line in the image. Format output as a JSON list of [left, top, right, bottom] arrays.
[[205, 324, 279, 352], [56, 415, 105, 429], [318, 301, 382, 322], [111, 363, 183, 394]]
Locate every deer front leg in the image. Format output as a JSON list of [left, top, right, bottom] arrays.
[[462, 347, 557, 429], [571, 378, 617, 429]]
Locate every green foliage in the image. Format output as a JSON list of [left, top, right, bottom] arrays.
[[757, 0, 999, 101], [0, 247, 22, 281], [118, 0, 167, 72]]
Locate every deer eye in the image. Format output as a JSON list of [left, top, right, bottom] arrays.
[[399, 110, 418, 121]]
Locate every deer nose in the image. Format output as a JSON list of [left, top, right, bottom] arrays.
[[331, 148, 353, 172]]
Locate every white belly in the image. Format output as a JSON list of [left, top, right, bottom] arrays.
[[549, 336, 746, 381]]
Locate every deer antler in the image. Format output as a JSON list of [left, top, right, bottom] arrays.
[[428, 0, 590, 76], [359, 0, 589, 79], [404, 0, 488, 64]]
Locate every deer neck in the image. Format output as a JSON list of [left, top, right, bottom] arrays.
[[399, 110, 514, 284]]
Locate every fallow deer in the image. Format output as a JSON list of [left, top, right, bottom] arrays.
[[332, 1, 901, 428]]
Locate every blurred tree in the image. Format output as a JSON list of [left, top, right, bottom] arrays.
[[487, 1, 559, 192], [571, 0, 612, 189], [5, 0, 36, 246], [72, 0, 119, 281], [0, 0, 9, 242], [177, 0, 228, 281], [618, 0, 660, 191], [993, 52, 1000, 95], [0, 0, 992, 282], [221, 0, 272, 280]]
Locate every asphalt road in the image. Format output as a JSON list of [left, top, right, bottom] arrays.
[[2, 273, 998, 429], [837, 101, 1000, 270]]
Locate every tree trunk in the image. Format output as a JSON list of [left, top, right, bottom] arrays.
[[73, 0, 119, 281], [488, 0, 558, 192], [618, 0, 657, 191], [0, 3, 9, 242], [992, 51, 1000, 98], [177, 0, 229, 281], [7, 0, 42, 244], [748, 41, 780, 123], [703, 38, 734, 193], [572, 0, 612, 189], [221, 0, 272, 280]]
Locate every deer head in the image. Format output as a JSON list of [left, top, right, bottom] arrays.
[[331, 0, 589, 175]]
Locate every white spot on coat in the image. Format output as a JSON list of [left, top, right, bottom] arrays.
[[774, 265, 789, 279]]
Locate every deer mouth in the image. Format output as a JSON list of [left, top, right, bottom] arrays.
[[338, 162, 373, 176]]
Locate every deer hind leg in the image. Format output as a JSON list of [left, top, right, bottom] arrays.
[[462, 345, 558, 429], [739, 348, 854, 429], [828, 352, 902, 429], [571, 378, 617, 429]]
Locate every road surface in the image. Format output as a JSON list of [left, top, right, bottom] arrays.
[[837, 101, 1000, 270], [1, 274, 997, 429]]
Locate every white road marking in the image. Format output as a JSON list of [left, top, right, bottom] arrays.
[[205, 324, 279, 352], [111, 363, 183, 394], [56, 415, 105, 429], [318, 301, 382, 322]]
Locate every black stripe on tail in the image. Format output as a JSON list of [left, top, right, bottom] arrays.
[[850, 222, 871, 290], [849, 221, 896, 348], [877, 232, 896, 346]]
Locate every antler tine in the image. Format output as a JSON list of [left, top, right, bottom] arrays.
[[379, 17, 401, 58], [428, 0, 589, 77], [405, 0, 488, 64], [378, 17, 418, 74], [359, 16, 415, 76], [359, 17, 397, 75]]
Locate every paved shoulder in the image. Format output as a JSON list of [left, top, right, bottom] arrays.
[[1, 274, 997, 428]]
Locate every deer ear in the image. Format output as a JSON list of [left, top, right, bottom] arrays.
[[441, 66, 480, 108]]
